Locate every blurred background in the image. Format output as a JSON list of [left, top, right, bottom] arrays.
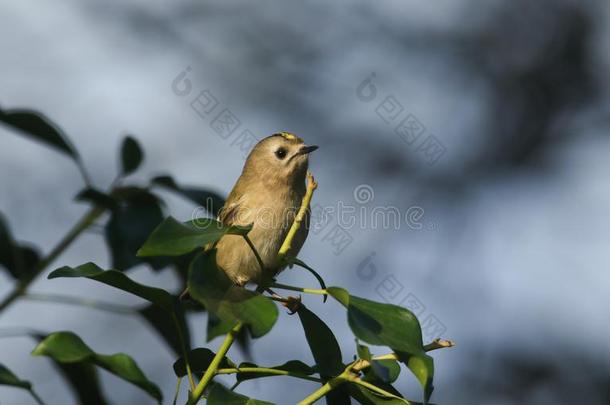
[[1, 0, 609, 404]]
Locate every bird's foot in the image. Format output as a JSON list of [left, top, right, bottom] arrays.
[[281, 295, 302, 315]]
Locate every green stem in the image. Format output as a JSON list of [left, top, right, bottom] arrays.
[[187, 323, 243, 404], [22, 293, 136, 314], [346, 374, 412, 404], [0, 206, 105, 313], [172, 313, 196, 392], [172, 377, 182, 405], [277, 172, 317, 262], [216, 367, 323, 383], [270, 282, 327, 296], [29, 389, 45, 405], [0, 328, 45, 339], [297, 372, 348, 405]]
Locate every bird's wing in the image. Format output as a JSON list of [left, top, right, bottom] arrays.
[[218, 200, 241, 225]]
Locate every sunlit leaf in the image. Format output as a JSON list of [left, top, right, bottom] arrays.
[[48, 262, 175, 311], [121, 136, 143, 175], [188, 251, 278, 338], [327, 287, 433, 403], [207, 383, 274, 405], [137, 216, 251, 257], [32, 331, 162, 403]]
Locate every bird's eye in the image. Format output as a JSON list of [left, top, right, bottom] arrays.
[[275, 147, 287, 159]]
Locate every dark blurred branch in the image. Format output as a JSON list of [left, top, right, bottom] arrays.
[[0, 206, 105, 312]]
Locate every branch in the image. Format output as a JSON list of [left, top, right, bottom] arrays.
[[269, 282, 327, 296], [299, 339, 455, 404], [0, 206, 105, 313], [216, 367, 323, 383], [277, 171, 317, 261]]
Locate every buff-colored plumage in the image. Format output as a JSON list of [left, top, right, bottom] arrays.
[[214, 133, 317, 286]]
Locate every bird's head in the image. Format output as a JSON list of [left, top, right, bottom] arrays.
[[243, 132, 318, 188]]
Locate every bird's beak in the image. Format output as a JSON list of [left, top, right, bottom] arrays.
[[298, 145, 319, 155]]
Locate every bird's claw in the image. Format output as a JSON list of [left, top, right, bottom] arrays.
[[281, 295, 302, 315]]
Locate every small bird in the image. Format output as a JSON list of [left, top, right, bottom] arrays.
[[214, 132, 318, 286]]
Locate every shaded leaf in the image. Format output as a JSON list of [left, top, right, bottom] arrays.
[[0, 212, 40, 280], [327, 287, 433, 403], [188, 251, 278, 338], [52, 361, 109, 405], [236, 360, 315, 383], [32, 331, 161, 403], [121, 136, 143, 175], [139, 304, 190, 357], [48, 262, 175, 311], [0, 363, 31, 389], [152, 175, 225, 217], [0, 107, 77, 158], [75, 188, 117, 210], [348, 384, 424, 405], [137, 216, 251, 257], [366, 360, 401, 384], [105, 187, 168, 271], [173, 348, 235, 378], [297, 304, 344, 378], [207, 383, 274, 405], [207, 312, 236, 342]]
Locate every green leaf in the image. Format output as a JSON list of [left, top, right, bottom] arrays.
[[0, 363, 43, 405], [48, 262, 175, 311], [0, 363, 31, 389], [52, 361, 109, 405], [0, 212, 40, 280], [297, 304, 344, 378], [105, 187, 168, 271], [137, 216, 251, 257], [151, 175, 226, 218], [32, 331, 162, 403], [121, 136, 143, 175], [207, 383, 274, 405], [188, 251, 278, 338], [367, 360, 401, 384], [139, 304, 190, 357], [75, 188, 118, 210], [236, 360, 315, 383], [358, 342, 372, 361], [327, 287, 433, 403], [399, 353, 434, 403], [348, 384, 423, 405], [327, 287, 423, 355], [173, 348, 235, 378], [207, 312, 236, 342], [0, 107, 77, 158]]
